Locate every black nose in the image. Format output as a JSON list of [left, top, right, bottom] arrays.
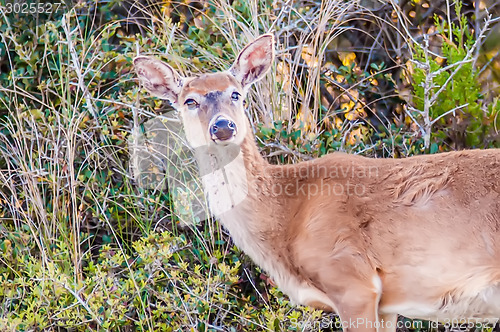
[[210, 118, 236, 141]]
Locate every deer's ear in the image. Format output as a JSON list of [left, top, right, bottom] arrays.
[[133, 56, 184, 104], [230, 34, 274, 89]]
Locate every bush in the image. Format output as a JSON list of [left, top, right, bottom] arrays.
[[410, 2, 500, 152]]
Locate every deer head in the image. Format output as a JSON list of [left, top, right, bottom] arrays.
[[133, 34, 274, 149]]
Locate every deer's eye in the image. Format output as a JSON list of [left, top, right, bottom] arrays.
[[231, 91, 241, 102], [184, 99, 199, 110]]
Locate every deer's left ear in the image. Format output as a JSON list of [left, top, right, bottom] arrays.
[[230, 34, 274, 89]]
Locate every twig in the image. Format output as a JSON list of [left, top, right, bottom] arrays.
[[430, 103, 469, 126], [429, 12, 493, 107], [262, 141, 313, 160], [60, 282, 103, 326], [405, 105, 426, 136], [62, 13, 98, 119], [409, 6, 496, 149]]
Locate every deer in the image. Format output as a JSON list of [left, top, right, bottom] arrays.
[[133, 34, 500, 331]]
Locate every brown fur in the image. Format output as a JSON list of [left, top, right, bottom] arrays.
[[237, 132, 500, 320], [134, 34, 500, 331], [182, 73, 240, 97]]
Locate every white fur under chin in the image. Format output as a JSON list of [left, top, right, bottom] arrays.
[[201, 152, 248, 216]]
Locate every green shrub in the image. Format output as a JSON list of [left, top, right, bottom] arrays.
[[410, 2, 500, 152], [0, 229, 325, 331]]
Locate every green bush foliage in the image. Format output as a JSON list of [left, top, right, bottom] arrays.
[[0, 230, 324, 330], [411, 2, 500, 152]]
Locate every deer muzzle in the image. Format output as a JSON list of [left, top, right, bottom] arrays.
[[210, 116, 237, 142]]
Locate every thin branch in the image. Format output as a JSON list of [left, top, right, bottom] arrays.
[[430, 103, 469, 126], [405, 105, 426, 136], [262, 141, 313, 160], [62, 13, 98, 119], [60, 282, 103, 326]]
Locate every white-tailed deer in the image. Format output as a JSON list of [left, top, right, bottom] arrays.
[[134, 34, 500, 331]]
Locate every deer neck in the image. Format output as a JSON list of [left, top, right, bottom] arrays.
[[198, 124, 282, 259], [199, 124, 273, 222], [197, 126, 336, 310]]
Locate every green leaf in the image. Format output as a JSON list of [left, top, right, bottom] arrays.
[[430, 143, 439, 154]]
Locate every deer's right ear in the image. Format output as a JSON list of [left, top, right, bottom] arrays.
[[133, 56, 184, 104], [230, 34, 275, 89]]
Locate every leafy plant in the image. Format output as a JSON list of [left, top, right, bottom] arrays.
[[410, 1, 500, 151]]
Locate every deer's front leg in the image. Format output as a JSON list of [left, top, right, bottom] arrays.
[[311, 260, 384, 332], [330, 285, 381, 332]]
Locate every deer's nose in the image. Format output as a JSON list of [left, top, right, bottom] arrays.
[[210, 117, 236, 141]]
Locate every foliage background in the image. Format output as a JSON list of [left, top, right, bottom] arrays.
[[0, 0, 499, 330]]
